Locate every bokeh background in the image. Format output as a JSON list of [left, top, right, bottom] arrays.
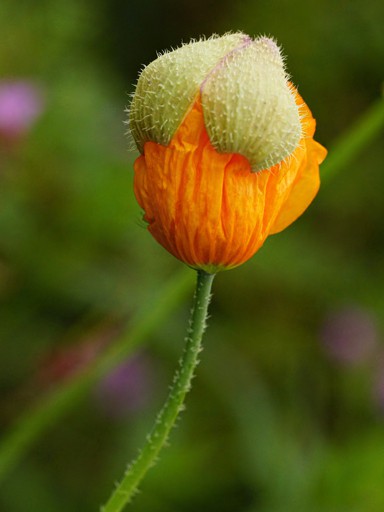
[[1, 0, 384, 511]]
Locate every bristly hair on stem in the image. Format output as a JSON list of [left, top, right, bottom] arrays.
[[100, 270, 215, 512]]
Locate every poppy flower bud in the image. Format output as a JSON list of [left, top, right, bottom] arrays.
[[129, 34, 300, 172], [129, 33, 327, 273]]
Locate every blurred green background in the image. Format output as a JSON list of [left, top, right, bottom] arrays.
[[1, 0, 384, 511]]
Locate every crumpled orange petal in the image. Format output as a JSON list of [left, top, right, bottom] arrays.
[[133, 90, 327, 273]]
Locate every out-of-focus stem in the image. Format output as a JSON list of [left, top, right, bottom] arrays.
[[321, 94, 384, 182]]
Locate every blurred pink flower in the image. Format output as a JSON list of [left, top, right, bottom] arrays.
[[36, 321, 122, 387], [0, 80, 44, 141], [320, 305, 379, 365]]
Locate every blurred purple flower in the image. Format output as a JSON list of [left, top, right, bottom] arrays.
[[96, 353, 153, 419], [0, 80, 44, 141], [320, 305, 379, 365]]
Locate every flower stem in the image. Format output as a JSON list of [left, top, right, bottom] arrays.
[[101, 270, 215, 512]]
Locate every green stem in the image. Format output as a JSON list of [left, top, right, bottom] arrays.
[[101, 270, 215, 512]]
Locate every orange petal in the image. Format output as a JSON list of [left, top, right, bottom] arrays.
[[269, 95, 327, 234], [133, 91, 326, 272]]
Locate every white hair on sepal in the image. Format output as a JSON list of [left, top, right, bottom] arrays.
[[124, 114, 138, 152], [125, 90, 147, 153], [287, 81, 306, 141]]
